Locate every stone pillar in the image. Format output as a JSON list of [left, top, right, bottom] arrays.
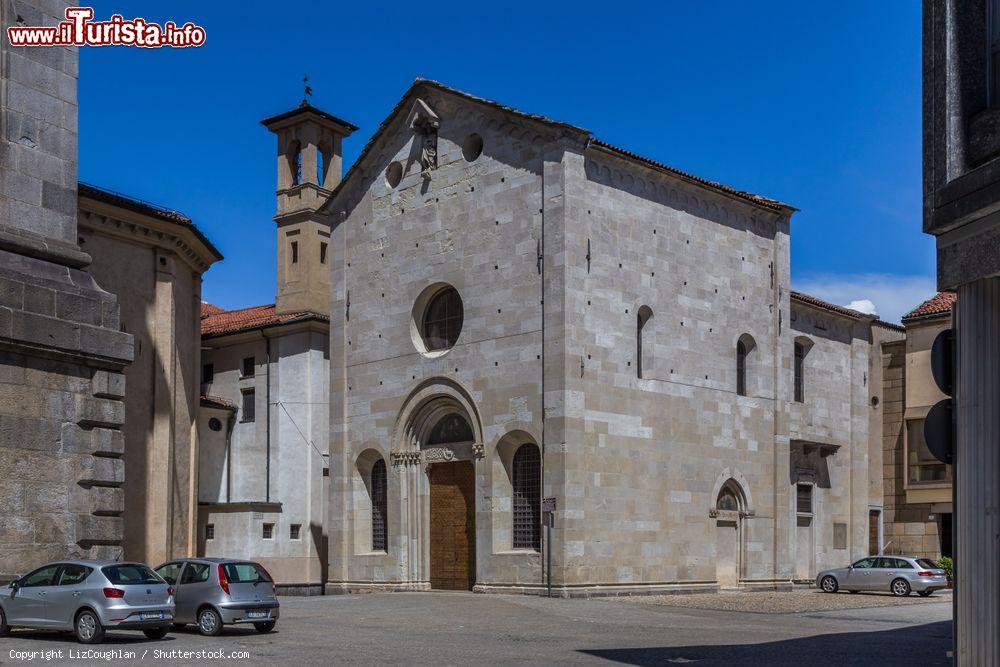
[[954, 278, 1000, 664], [0, 1, 133, 575]]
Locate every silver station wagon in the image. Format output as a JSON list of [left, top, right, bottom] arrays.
[[0, 561, 174, 644], [154, 558, 279, 636], [816, 556, 949, 597]]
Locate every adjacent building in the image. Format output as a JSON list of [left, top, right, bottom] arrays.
[[194, 101, 350, 593], [77, 184, 222, 567], [0, 0, 133, 579], [924, 0, 1000, 660], [881, 292, 955, 560], [319, 79, 898, 596]]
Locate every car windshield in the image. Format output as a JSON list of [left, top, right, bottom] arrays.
[[102, 564, 164, 585], [916, 558, 941, 569], [221, 562, 271, 583]]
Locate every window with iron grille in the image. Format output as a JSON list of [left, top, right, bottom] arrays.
[[241, 356, 255, 378], [262, 522, 274, 539], [205, 523, 215, 540], [371, 459, 388, 551], [289, 523, 301, 540], [512, 444, 541, 550], [794, 342, 805, 402], [241, 389, 255, 423], [796, 483, 813, 514]]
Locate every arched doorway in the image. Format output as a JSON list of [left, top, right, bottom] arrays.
[[391, 379, 484, 592], [714, 481, 746, 589], [425, 413, 477, 590]]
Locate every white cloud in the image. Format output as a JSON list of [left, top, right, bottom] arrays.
[[793, 273, 937, 324], [845, 299, 877, 315]]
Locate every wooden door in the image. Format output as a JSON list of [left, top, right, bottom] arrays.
[[869, 510, 880, 555], [429, 461, 476, 590]]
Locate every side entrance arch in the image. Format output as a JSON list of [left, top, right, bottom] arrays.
[[711, 475, 752, 589]]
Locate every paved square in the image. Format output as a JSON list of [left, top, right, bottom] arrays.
[[3, 592, 952, 666]]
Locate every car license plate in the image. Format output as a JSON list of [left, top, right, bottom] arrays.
[[141, 612, 163, 620], [245, 611, 268, 620]]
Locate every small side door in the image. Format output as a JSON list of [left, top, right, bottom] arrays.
[[9, 564, 60, 626], [154, 562, 185, 622], [845, 557, 877, 590], [46, 564, 93, 629]]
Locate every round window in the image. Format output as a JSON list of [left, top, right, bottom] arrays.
[[462, 133, 483, 162], [208, 417, 222, 432], [385, 161, 403, 188], [411, 284, 463, 356]]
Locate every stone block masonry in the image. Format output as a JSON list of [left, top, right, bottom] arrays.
[[0, 0, 133, 578]]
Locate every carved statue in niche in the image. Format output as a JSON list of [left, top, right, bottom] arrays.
[[406, 98, 440, 173]]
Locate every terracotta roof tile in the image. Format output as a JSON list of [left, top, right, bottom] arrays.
[[902, 292, 956, 322], [200, 395, 236, 411], [200, 302, 223, 319], [200, 303, 328, 338]]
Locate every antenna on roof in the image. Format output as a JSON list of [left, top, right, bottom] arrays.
[[301, 74, 313, 106]]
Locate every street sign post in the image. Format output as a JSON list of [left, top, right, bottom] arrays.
[[542, 497, 556, 597]]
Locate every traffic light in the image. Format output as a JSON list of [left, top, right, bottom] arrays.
[[924, 328, 954, 465]]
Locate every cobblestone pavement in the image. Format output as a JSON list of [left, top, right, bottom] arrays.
[[603, 588, 954, 614], [1, 592, 952, 666]]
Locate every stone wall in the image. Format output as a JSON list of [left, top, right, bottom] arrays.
[[0, 0, 132, 578]]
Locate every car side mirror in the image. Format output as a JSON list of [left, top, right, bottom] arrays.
[[10, 580, 19, 591]]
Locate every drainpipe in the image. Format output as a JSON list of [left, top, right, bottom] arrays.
[[225, 409, 236, 503]]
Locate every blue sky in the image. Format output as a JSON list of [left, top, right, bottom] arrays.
[[78, 1, 930, 322]]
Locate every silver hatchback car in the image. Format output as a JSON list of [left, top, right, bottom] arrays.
[[0, 561, 174, 643], [154, 558, 279, 636], [816, 555, 949, 597]]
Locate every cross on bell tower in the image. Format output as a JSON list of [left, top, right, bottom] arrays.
[[261, 89, 357, 315]]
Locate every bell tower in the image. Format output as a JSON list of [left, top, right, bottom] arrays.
[[261, 98, 357, 315]]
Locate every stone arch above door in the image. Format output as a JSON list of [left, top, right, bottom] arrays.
[[708, 468, 755, 518], [391, 377, 485, 465]]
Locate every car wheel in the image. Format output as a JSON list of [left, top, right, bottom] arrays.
[[143, 627, 169, 639], [253, 620, 276, 633], [197, 607, 223, 636], [0, 606, 9, 636], [820, 575, 839, 593], [918, 590, 934, 597], [75, 610, 105, 644], [891, 578, 911, 597]]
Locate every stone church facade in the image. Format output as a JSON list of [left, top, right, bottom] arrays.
[[319, 80, 900, 595]]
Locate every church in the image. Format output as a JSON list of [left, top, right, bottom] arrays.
[[306, 79, 901, 595]]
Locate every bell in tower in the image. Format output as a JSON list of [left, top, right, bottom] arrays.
[[261, 91, 357, 316]]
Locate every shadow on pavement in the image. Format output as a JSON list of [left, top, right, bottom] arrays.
[[579, 620, 952, 666]]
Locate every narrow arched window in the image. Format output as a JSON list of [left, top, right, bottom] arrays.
[[736, 334, 756, 397], [288, 141, 302, 186], [316, 148, 326, 187], [736, 340, 748, 396], [636, 305, 653, 379], [371, 458, 388, 551], [512, 443, 541, 550], [794, 342, 805, 403]]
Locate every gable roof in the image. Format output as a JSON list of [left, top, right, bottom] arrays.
[[322, 78, 793, 214], [790, 290, 904, 332], [79, 182, 223, 261], [200, 303, 328, 338], [902, 291, 956, 323]]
